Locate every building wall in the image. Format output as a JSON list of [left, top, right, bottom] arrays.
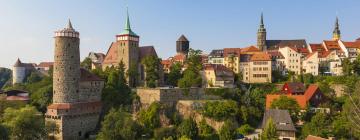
[[242, 60, 272, 83], [303, 52, 319, 75], [208, 57, 224, 65], [53, 36, 80, 103], [79, 81, 104, 102], [12, 66, 26, 84], [224, 56, 240, 73], [279, 47, 301, 74]]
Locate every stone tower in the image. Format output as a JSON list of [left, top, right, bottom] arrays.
[[257, 13, 267, 51], [53, 20, 80, 103], [46, 20, 103, 140], [333, 17, 341, 40], [12, 58, 26, 84], [176, 35, 189, 54]]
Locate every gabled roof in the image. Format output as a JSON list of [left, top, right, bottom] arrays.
[[204, 64, 234, 80], [323, 40, 341, 50], [177, 35, 189, 42], [267, 50, 285, 59], [284, 82, 306, 94], [309, 43, 326, 52], [261, 109, 296, 131], [305, 52, 317, 60], [342, 41, 360, 48], [304, 84, 320, 101], [250, 52, 271, 61], [209, 49, 224, 57], [37, 62, 54, 67], [139, 46, 158, 60], [241, 46, 260, 53], [80, 68, 103, 81], [224, 48, 242, 57], [266, 39, 307, 50], [102, 42, 119, 65]]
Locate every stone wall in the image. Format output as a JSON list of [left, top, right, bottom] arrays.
[[79, 81, 104, 102], [136, 88, 205, 107]]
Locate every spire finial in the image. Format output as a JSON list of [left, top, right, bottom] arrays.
[[260, 12, 264, 25], [124, 7, 131, 30], [67, 19, 73, 29], [333, 16, 341, 40]]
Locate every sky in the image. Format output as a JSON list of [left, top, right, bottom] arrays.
[[0, 0, 360, 68]]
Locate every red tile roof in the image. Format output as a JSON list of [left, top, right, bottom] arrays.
[[6, 96, 29, 101], [161, 60, 171, 65], [305, 52, 317, 60], [343, 41, 360, 48], [224, 48, 242, 57], [173, 53, 186, 62], [241, 46, 260, 53], [323, 40, 341, 51], [139, 46, 158, 60], [103, 42, 120, 65], [250, 52, 271, 61], [267, 50, 285, 59], [37, 62, 54, 67]]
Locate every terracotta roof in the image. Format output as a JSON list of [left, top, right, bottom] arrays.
[[267, 84, 322, 109], [305, 135, 328, 140], [342, 41, 360, 48], [37, 62, 54, 67], [47, 101, 102, 110], [305, 52, 317, 60], [323, 40, 341, 50], [310, 43, 326, 52], [318, 51, 332, 58], [80, 68, 103, 81], [224, 48, 242, 57], [177, 35, 189, 42], [267, 50, 285, 59], [161, 60, 171, 65], [266, 39, 307, 50], [173, 53, 186, 61], [204, 64, 234, 80], [297, 47, 310, 54], [250, 52, 271, 61], [261, 109, 296, 131], [139, 46, 158, 60], [241, 46, 260, 53], [103, 42, 120, 65]]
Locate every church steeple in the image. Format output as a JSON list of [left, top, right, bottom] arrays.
[[257, 13, 267, 51], [120, 8, 138, 36], [332, 17, 341, 40]]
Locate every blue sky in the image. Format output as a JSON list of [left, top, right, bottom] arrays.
[[1, 0, 360, 68]]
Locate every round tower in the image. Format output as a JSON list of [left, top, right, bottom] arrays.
[[12, 58, 26, 84], [53, 20, 80, 103]]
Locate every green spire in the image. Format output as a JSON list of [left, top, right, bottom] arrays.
[[120, 7, 138, 36]]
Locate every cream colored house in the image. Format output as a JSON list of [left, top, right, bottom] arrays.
[[203, 64, 234, 88], [319, 50, 342, 76], [241, 52, 272, 83], [223, 48, 241, 73], [279, 46, 302, 75], [302, 52, 319, 75]]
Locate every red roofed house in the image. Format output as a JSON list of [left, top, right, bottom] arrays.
[[203, 64, 234, 88], [266, 83, 325, 109], [240, 52, 272, 83]]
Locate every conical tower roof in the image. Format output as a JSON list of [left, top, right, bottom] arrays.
[[177, 35, 189, 42], [14, 58, 23, 67], [120, 8, 138, 36]]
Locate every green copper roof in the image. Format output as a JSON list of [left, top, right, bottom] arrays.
[[120, 8, 138, 36]]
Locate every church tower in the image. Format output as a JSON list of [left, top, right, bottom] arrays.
[[257, 13, 267, 51], [176, 35, 190, 55], [332, 17, 341, 40], [53, 19, 80, 103]]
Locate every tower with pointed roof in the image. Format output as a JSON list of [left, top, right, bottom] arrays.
[[333, 17, 341, 40], [257, 13, 267, 51], [176, 35, 190, 55], [46, 20, 104, 140]]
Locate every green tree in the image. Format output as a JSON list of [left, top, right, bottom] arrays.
[[127, 62, 138, 87], [153, 127, 176, 140], [141, 56, 161, 88], [30, 85, 53, 113], [177, 118, 198, 139], [202, 100, 238, 121], [300, 112, 332, 139], [270, 95, 300, 122], [219, 120, 235, 140], [0, 124, 8, 140], [97, 108, 141, 140], [2, 106, 46, 140], [45, 121, 59, 140], [0, 67, 11, 89], [198, 119, 217, 140], [80, 57, 92, 70], [342, 58, 353, 76], [236, 124, 254, 135], [138, 102, 161, 130], [166, 62, 182, 86], [178, 49, 203, 88], [260, 118, 278, 140], [26, 72, 42, 84]]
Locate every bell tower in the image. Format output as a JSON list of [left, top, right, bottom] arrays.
[[332, 17, 341, 40], [257, 13, 267, 51]]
